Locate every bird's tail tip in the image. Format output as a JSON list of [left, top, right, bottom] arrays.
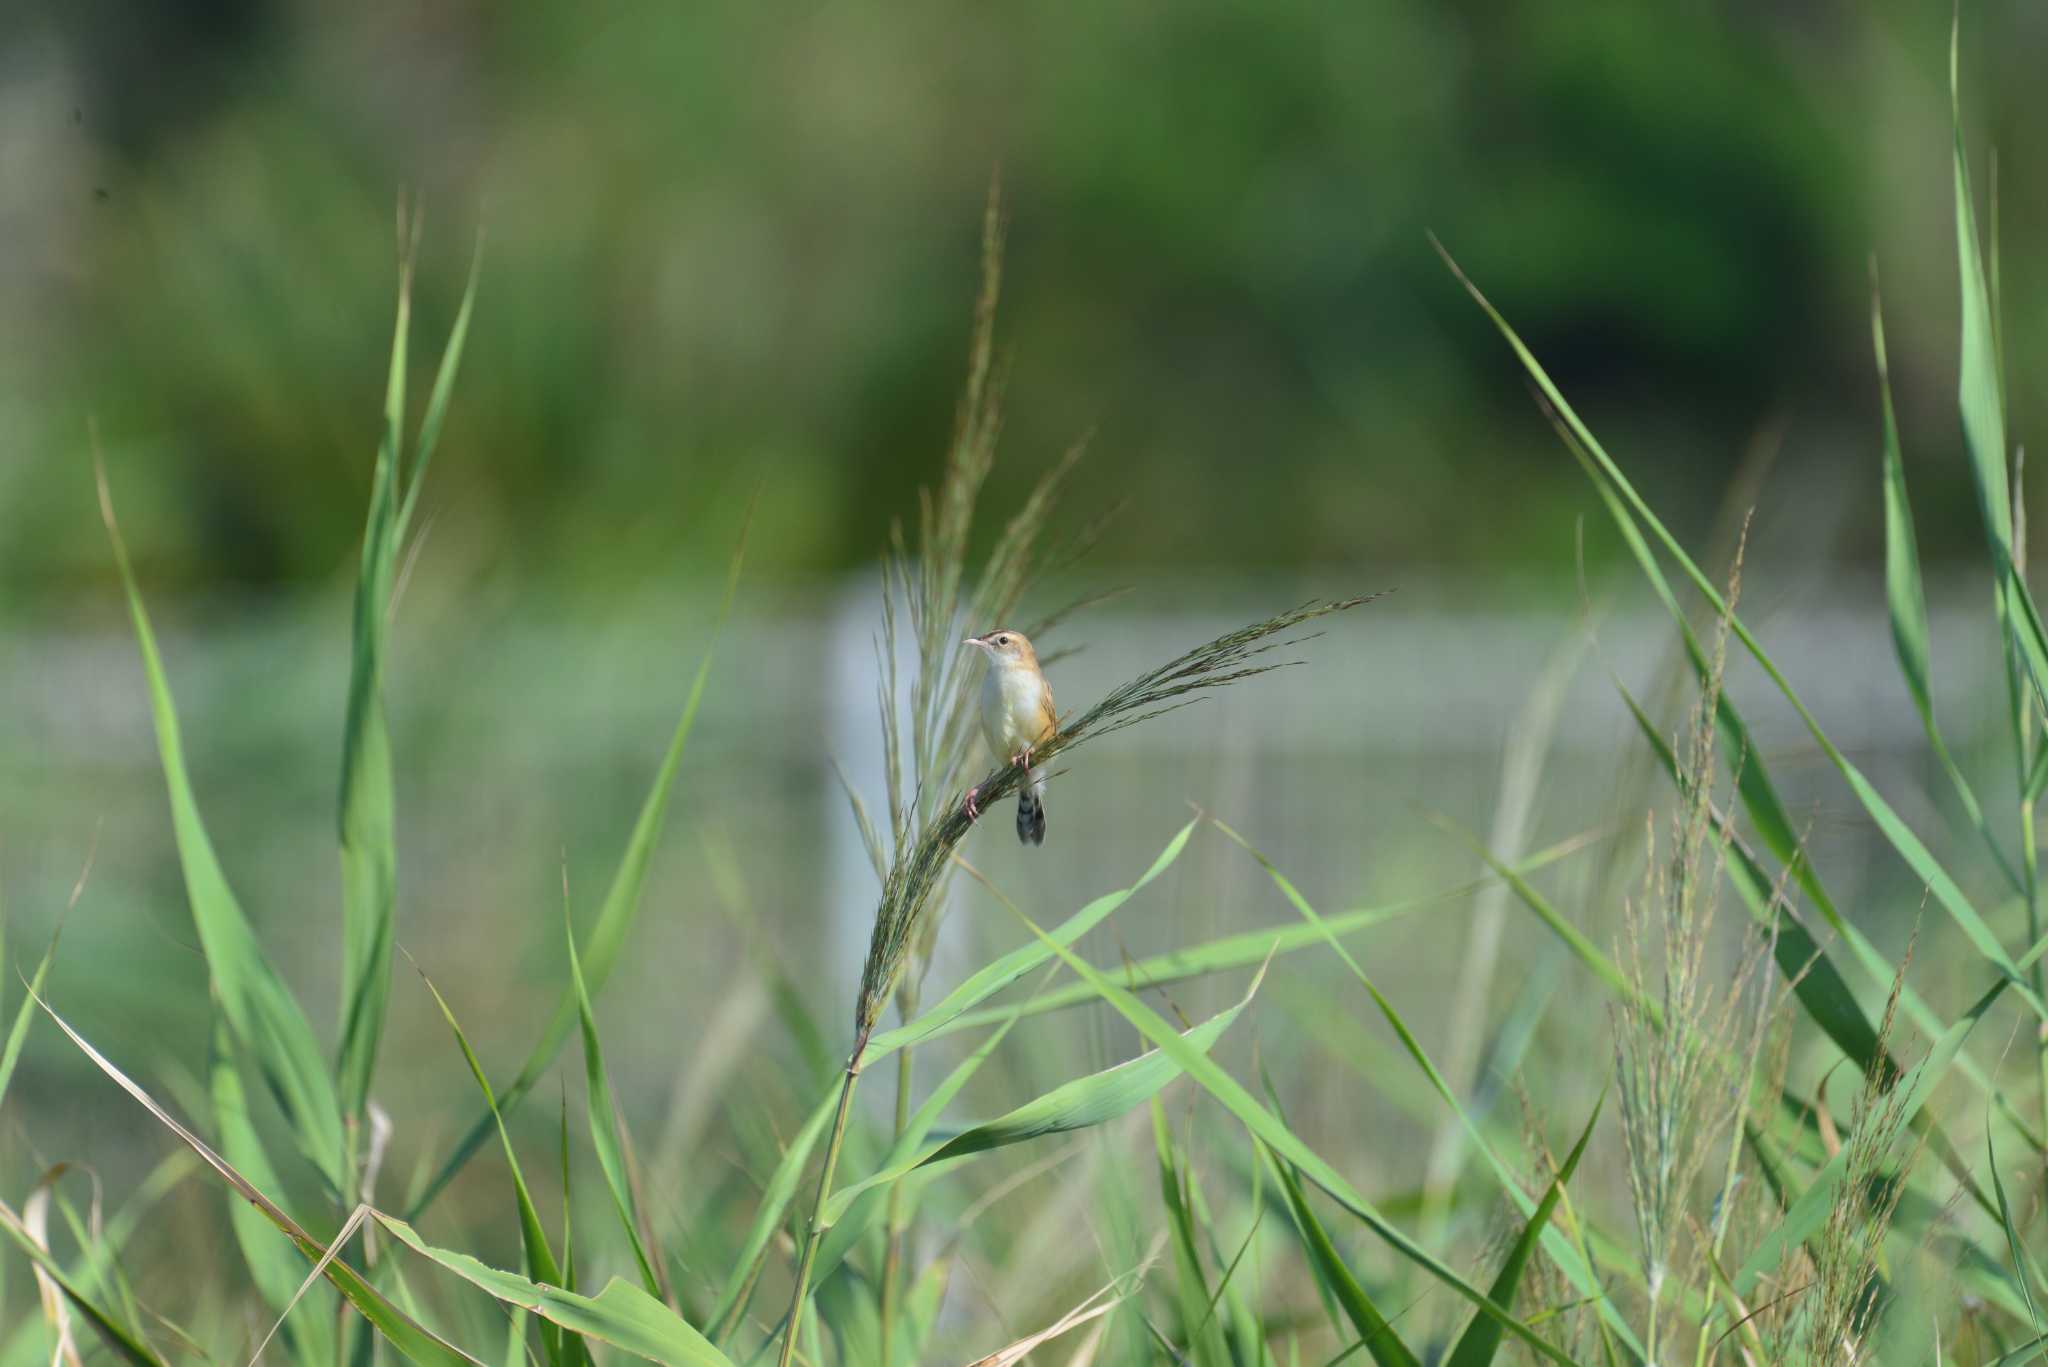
[[1016, 787, 1046, 846]]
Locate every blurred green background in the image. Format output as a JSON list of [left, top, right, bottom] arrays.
[[5, 0, 2044, 599], [5, 0, 2048, 1352]]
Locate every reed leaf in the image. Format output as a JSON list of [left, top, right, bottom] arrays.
[[337, 230, 482, 1123], [96, 461, 347, 1195]]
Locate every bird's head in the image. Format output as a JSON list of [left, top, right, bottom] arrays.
[[963, 628, 1040, 670]]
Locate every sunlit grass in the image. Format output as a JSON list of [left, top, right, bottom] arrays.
[[7, 21, 2048, 1367]]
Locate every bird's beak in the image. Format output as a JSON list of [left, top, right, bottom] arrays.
[[962, 634, 985, 650]]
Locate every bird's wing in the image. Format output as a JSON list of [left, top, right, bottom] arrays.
[[1033, 681, 1059, 745]]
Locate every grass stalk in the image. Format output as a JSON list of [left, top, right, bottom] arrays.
[[776, 1054, 864, 1367], [876, 1045, 915, 1365], [2018, 456, 2048, 1156]]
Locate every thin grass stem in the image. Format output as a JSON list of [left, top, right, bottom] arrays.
[[775, 1054, 863, 1367], [877, 1046, 915, 1365]]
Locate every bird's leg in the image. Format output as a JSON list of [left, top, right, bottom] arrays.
[[963, 785, 981, 821], [1010, 744, 1034, 770]]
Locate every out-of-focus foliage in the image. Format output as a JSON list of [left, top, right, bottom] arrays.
[[4, 0, 2044, 599]]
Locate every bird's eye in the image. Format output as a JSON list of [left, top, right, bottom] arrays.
[[996, 636, 1009, 646]]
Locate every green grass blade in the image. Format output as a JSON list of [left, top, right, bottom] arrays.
[[1446, 1094, 1601, 1367], [396, 237, 483, 546], [96, 466, 347, 1194], [409, 505, 751, 1223], [824, 967, 1258, 1225], [0, 1198, 162, 1366], [812, 1012, 1022, 1287], [1262, 1143, 1419, 1367], [863, 817, 1200, 1064], [566, 901, 660, 1300], [1436, 241, 2048, 1021], [0, 921, 62, 1110], [1989, 1126, 2045, 1341], [708, 821, 1198, 1340], [375, 1215, 732, 1367], [1007, 902, 1581, 1365], [1432, 814, 1647, 1019], [211, 1017, 339, 1365], [1154, 1102, 1231, 1367], [1873, 270, 2004, 865], [704, 817, 1200, 1340], [1950, 14, 2012, 577], [39, 998, 481, 1364], [1732, 975, 2007, 1300], [340, 241, 479, 1125], [937, 829, 1602, 1040], [407, 959, 565, 1314], [1220, 819, 1640, 1357], [337, 251, 413, 1126]]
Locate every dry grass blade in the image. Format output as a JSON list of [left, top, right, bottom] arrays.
[[26, 1166, 86, 1367], [961, 1245, 1161, 1367], [247, 1204, 374, 1366], [33, 996, 482, 1366]]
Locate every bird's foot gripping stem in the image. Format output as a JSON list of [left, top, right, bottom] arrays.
[[963, 785, 981, 821]]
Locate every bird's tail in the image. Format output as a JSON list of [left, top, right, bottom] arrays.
[[1016, 769, 1046, 846]]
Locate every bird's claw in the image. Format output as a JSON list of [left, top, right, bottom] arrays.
[[1010, 746, 1033, 770], [963, 786, 981, 821]]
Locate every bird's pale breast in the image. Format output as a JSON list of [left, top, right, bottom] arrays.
[[980, 662, 1049, 757]]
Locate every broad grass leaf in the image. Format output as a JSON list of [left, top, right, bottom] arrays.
[[339, 235, 480, 1122], [1007, 901, 1580, 1365], [1264, 1143, 1417, 1367], [862, 817, 1199, 1064], [709, 819, 1197, 1341], [374, 1215, 731, 1367], [1872, 272, 2004, 865], [812, 1012, 1023, 1288], [936, 829, 1601, 1041], [824, 969, 1255, 1225], [210, 1017, 339, 1365], [97, 468, 347, 1194], [39, 999, 480, 1365]]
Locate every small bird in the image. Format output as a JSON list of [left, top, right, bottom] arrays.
[[962, 628, 1057, 845]]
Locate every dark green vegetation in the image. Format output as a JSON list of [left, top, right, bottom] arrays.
[[7, 0, 2045, 596], [7, 17, 2048, 1367]]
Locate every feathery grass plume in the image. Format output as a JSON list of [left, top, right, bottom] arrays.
[[1776, 947, 1923, 1365], [773, 596, 1379, 1367], [858, 176, 1088, 1018], [782, 204, 1381, 1357], [856, 592, 1381, 1045], [1612, 541, 1775, 1365], [852, 177, 1088, 1364]]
